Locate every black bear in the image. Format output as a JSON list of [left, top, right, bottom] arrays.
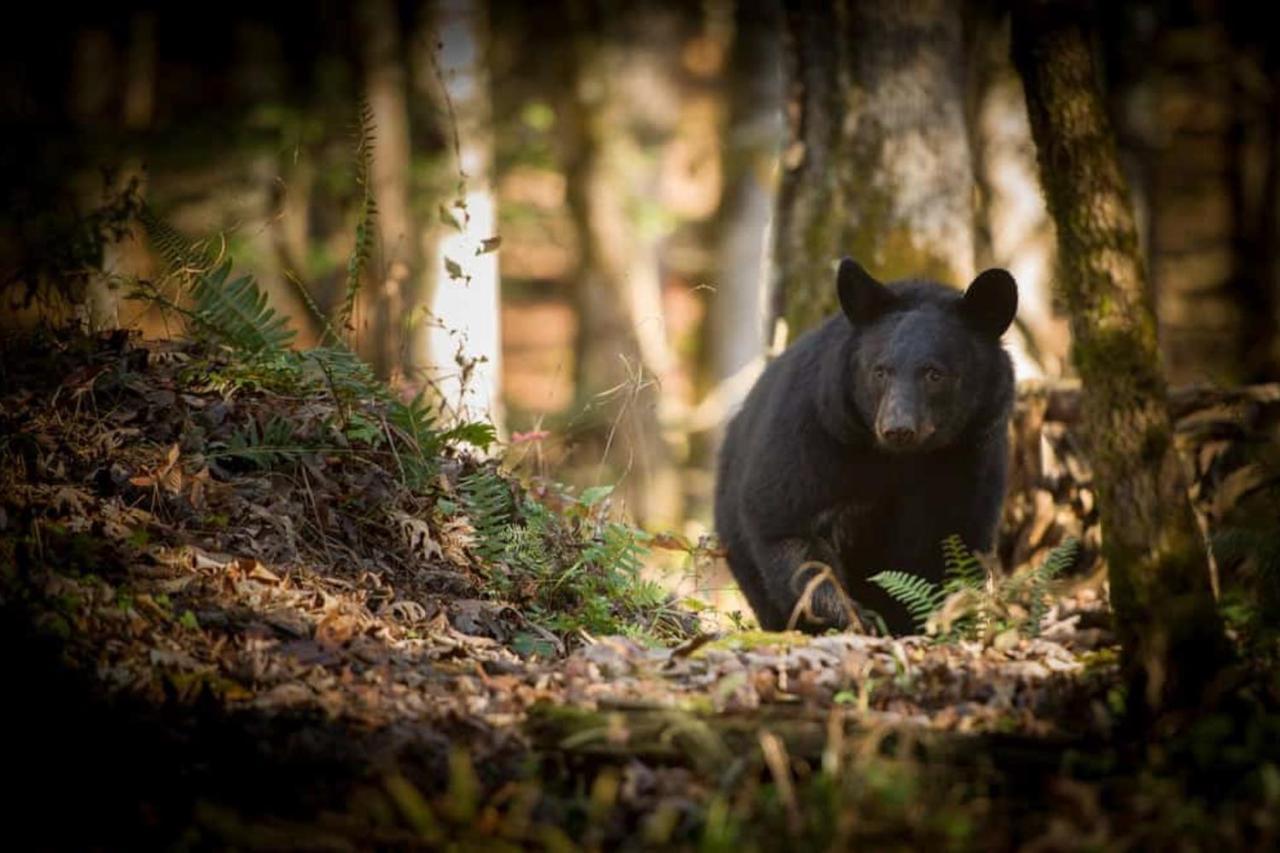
[[714, 258, 1017, 635]]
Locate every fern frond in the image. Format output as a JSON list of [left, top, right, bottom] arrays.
[[1026, 537, 1079, 635], [390, 392, 441, 456], [304, 347, 381, 404], [940, 534, 986, 594], [284, 268, 342, 346], [341, 101, 378, 334], [504, 523, 555, 579], [139, 206, 217, 276], [190, 260, 296, 353], [460, 469, 514, 562], [1039, 537, 1080, 580], [440, 421, 498, 453], [138, 209, 295, 354], [868, 570, 945, 631], [224, 416, 304, 469]]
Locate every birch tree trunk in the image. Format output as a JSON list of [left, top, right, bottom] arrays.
[[427, 0, 503, 430], [1012, 0, 1229, 720]]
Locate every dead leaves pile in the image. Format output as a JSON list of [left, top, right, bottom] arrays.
[[0, 331, 1124, 846]]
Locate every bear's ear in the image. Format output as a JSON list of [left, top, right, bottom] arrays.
[[837, 258, 895, 325], [961, 268, 1018, 338]]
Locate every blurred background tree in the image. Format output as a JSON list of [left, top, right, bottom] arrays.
[[3, 0, 1279, 617]]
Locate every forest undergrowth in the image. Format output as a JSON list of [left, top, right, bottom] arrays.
[[3, 315, 1280, 850], [3, 206, 1280, 848]]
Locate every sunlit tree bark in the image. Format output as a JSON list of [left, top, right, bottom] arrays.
[[426, 0, 504, 430], [711, 0, 781, 394], [770, 0, 843, 340], [1012, 0, 1229, 720], [967, 4, 1065, 378]]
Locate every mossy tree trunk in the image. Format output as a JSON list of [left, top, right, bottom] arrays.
[[1011, 1, 1229, 720], [771, 0, 845, 339], [773, 0, 975, 340]]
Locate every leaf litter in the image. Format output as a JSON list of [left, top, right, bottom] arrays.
[[6, 328, 1271, 850]]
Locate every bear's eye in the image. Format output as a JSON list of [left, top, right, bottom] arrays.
[[924, 367, 945, 383], [872, 365, 890, 382]]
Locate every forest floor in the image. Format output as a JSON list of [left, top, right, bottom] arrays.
[[4, 329, 1280, 850]]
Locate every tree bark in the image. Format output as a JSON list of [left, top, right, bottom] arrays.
[[426, 0, 504, 430], [708, 0, 782, 429], [73, 15, 155, 331], [1011, 1, 1229, 720], [773, 0, 976, 340], [967, 4, 1066, 379], [356, 0, 418, 379], [770, 0, 845, 339]]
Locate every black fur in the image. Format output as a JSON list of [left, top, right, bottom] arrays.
[[715, 259, 1017, 635]]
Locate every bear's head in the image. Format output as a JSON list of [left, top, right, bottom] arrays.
[[836, 258, 1017, 453]]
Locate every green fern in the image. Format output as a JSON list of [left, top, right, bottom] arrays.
[[304, 347, 381, 405], [941, 534, 987, 593], [591, 522, 649, 578], [223, 416, 304, 469], [459, 469, 514, 562], [390, 392, 442, 454], [139, 210, 294, 354], [503, 521, 556, 581], [139, 205, 217, 274], [870, 535, 1078, 639], [189, 260, 296, 354], [867, 570, 946, 631], [440, 421, 498, 453], [341, 100, 378, 334], [1026, 537, 1079, 635], [939, 535, 992, 635]]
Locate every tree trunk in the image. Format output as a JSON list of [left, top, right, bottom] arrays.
[[1011, 1, 1229, 720], [967, 4, 1066, 379], [773, 0, 975, 340], [770, 0, 844, 339], [557, 1, 685, 527], [426, 0, 504, 430], [356, 0, 418, 379], [73, 14, 155, 331], [230, 21, 321, 348], [707, 0, 782, 430]]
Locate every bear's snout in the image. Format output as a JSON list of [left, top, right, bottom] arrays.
[[875, 393, 935, 451], [876, 422, 936, 450], [881, 424, 918, 448]]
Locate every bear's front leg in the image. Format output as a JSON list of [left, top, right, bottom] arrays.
[[750, 537, 856, 633], [889, 445, 1006, 587]]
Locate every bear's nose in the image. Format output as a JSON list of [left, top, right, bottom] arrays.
[[881, 426, 917, 447]]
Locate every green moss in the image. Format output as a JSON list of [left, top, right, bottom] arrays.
[[1071, 327, 1162, 393], [695, 629, 812, 657]]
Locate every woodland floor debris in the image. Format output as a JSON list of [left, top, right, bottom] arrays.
[[3, 329, 1279, 850]]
